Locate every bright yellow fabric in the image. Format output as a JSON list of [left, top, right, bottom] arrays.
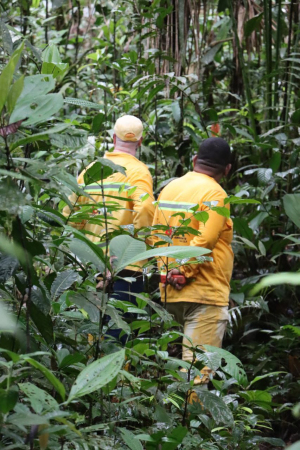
[[152, 171, 234, 306], [63, 152, 155, 267], [166, 302, 228, 383]]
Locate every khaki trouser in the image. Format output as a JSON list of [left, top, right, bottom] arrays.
[[166, 302, 229, 384]]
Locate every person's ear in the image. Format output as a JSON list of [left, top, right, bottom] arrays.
[[138, 137, 143, 147], [113, 134, 116, 145], [192, 154, 198, 168], [224, 163, 232, 176]]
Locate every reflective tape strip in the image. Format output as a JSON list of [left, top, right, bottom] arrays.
[[158, 200, 198, 212], [79, 182, 131, 193]]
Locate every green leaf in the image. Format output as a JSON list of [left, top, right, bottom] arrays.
[[119, 245, 211, 270], [0, 41, 24, 114], [110, 235, 147, 272], [193, 388, 234, 425], [22, 357, 65, 401], [0, 233, 27, 266], [18, 74, 55, 101], [204, 345, 248, 386], [0, 387, 19, 413], [194, 211, 209, 224], [10, 123, 70, 150], [244, 13, 263, 37], [172, 100, 181, 123], [67, 349, 125, 402], [19, 382, 59, 413], [287, 441, 300, 450], [64, 97, 102, 110], [224, 196, 260, 205], [51, 270, 78, 300], [283, 194, 300, 228], [68, 238, 105, 271], [251, 272, 300, 295], [8, 412, 49, 426], [291, 109, 300, 124], [162, 426, 188, 450], [30, 302, 54, 344], [0, 301, 17, 333], [10, 93, 64, 126], [83, 159, 126, 185], [69, 291, 101, 323], [58, 353, 85, 369], [249, 371, 286, 387], [7, 75, 24, 114], [211, 206, 230, 218], [119, 428, 143, 450], [0, 254, 19, 283]]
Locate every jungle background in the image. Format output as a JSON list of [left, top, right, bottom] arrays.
[[0, 0, 300, 449]]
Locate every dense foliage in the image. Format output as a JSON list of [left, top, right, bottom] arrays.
[[0, 1, 300, 449]]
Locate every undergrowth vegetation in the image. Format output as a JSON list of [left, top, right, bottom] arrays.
[[0, 1, 299, 449]]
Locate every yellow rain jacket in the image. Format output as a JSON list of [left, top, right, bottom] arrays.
[[152, 171, 234, 306], [63, 151, 155, 263]]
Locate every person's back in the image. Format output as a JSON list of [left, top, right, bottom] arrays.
[[74, 151, 154, 242], [153, 170, 233, 305]]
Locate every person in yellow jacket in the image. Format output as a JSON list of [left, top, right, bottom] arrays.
[[63, 115, 155, 342], [152, 137, 233, 383]]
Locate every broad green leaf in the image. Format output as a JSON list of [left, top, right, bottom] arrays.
[[224, 196, 260, 205], [22, 357, 65, 401], [244, 13, 263, 37], [10, 123, 70, 150], [0, 254, 19, 283], [204, 345, 248, 386], [67, 349, 125, 402], [194, 211, 209, 224], [283, 194, 300, 228], [10, 93, 64, 126], [64, 97, 102, 110], [196, 351, 221, 372], [251, 272, 300, 295], [0, 41, 24, 114], [51, 270, 78, 300], [0, 233, 27, 266], [30, 303, 53, 344], [7, 75, 24, 114], [286, 442, 300, 450], [249, 371, 286, 387], [0, 387, 19, 413], [83, 159, 126, 185], [58, 353, 85, 369], [211, 206, 230, 218], [193, 388, 234, 425], [69, 291, 101, 323], [110, 235, 146, 272], [282, 325, 300, 336], [19, 382, 59, 413], [17, 74, 55, 101], [118, 244, 211, 270], [8, 412, 49, 426], [68, 238, 105, 271], [119, 428, 143, 450]]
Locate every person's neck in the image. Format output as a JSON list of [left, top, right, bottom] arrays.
[[193, 165, 222, 182], [113, 143, 137, 157]]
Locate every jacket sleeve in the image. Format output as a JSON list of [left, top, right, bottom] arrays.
[[180, 190, 230, 278], [129, 167, 155, 231], [62, 169, 89, 230]]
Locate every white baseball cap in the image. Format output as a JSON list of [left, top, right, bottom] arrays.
[[114, 115, 143, 142]]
